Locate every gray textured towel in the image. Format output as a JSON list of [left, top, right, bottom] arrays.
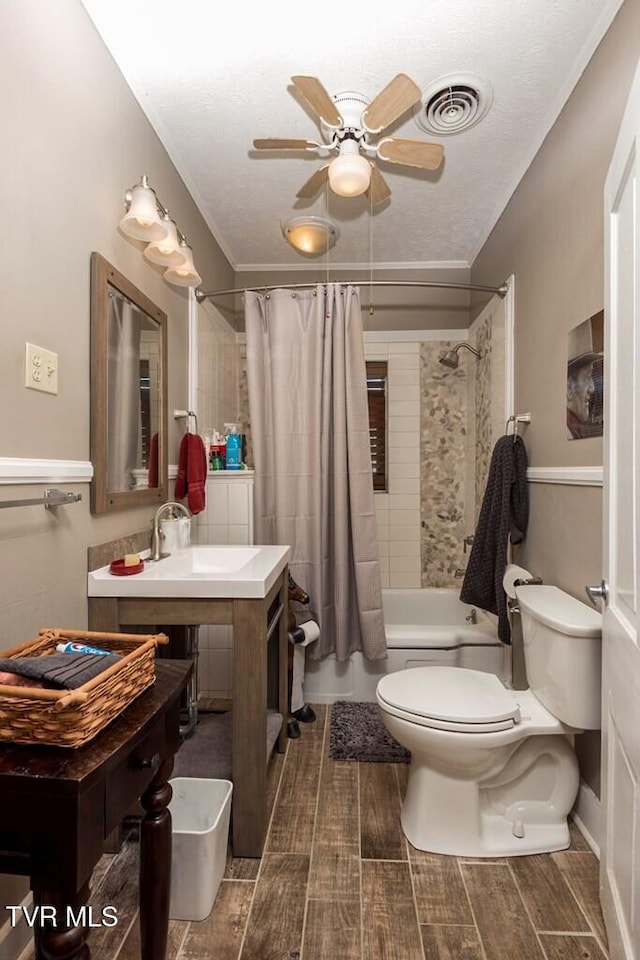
[[0, 653, 121, 689], [460, 435, 529, 643]]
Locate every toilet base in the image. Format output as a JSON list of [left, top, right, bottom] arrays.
[[402, 802, 571, 858], [400, 735, 579, 858]]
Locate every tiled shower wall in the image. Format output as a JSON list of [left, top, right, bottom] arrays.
[[420, 341, 469, 587], [365, 341, 422, 589], [420, 307, 506, 588], [196, 301, 241, 437]]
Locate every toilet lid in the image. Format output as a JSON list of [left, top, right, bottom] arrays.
[[377, 667, 521, 732]]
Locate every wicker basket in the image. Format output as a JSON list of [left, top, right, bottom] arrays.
[[0, 628, 168, 748]]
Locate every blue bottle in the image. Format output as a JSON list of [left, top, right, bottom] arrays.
[[225, 425, 242, 470]]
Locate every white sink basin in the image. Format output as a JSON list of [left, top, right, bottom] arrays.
[[88, 545, 290, 599], [160, 546, 261, 575]]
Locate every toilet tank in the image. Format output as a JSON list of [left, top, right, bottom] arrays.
[[515, 585, 602, 730]]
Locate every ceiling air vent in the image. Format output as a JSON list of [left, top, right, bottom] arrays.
[[414, 74, 493, 136]]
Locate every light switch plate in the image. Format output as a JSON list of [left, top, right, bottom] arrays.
[[25, 342, 58, 395]]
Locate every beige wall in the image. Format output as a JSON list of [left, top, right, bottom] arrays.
[[471, 0, 640, 793], [0, 0, 233, 641], [0, 1, 233, 937]]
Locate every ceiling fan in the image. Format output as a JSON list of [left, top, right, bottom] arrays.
[[253, 74, 444, 206]]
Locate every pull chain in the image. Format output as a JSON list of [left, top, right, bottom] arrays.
[[369, 186, 374, 316]]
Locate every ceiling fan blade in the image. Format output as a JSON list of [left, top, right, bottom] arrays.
[[291, 76, 343, 128], [377, 137, 444, 170], [367, 164, 391, 206], [362, 74, 422, 133], [253, 138, 320, 150], [296, 164, 330, 199]]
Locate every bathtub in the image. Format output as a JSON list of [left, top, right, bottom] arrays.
[[302, 588, 508, 703]]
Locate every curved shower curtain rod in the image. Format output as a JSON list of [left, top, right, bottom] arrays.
[[195, 279, 509, 303]]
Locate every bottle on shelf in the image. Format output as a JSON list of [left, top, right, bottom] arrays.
[[209, 430, 226, 470], [224, 423, 242, 470]]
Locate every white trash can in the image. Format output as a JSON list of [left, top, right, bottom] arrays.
[[168, 777, 233, 922]]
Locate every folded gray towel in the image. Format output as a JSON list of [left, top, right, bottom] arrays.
[[0, 653, 121, 689]]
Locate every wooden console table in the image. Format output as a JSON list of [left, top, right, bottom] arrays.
[[88, 566, 288, 858], [0, 660, 190, 960]]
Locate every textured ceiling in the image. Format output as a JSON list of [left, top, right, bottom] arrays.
[[81, 0, 623, 272]]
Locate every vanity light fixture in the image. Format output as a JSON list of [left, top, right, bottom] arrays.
[[164, 239, 202, 287], [283, 216, 339, 256], [120, 175, 201, 288], [144, 213, 187, 267], [119, 175, 167, 241]]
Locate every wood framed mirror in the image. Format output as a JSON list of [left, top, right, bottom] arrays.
[[90, 252, 168, 514]]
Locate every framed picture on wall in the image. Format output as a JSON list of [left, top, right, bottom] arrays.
[[566, 310, 604, 440]]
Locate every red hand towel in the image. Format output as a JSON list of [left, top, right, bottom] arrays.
[[175, 434, 189, 501], [175, 434, 207, 515]]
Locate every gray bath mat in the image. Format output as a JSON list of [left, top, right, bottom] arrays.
[[329, 700, 411, 763], [173, 709, 283, 780]]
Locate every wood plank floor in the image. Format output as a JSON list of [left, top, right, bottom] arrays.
[[24, 705, 609, 960]]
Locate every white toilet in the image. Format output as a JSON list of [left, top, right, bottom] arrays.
[[376, 572, 602, 857]]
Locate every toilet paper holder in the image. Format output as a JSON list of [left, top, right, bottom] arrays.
[[508, 576, 543, 614]]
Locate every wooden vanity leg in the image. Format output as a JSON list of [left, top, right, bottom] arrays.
[[36, 887, 90, 960], [139, 760, 173, 960], [278, 571, 289, 753], [233, 597, 268, 857]]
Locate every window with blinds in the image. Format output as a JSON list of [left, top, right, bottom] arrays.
[[366, 360, 387, 492]]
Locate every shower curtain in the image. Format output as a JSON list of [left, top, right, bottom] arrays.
[[245, 284, 386, 662]]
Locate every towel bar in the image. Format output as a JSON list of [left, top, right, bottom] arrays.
[[0, 488, 82, 511]]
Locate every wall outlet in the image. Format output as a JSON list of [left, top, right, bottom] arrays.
[[25, 342, 58, 395]]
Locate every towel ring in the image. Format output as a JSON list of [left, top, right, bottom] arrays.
[[505, 413, 531, 442], [174, 409, 199, 434]]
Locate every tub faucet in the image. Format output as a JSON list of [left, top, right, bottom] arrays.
[[149, 501, 191, 561], [465, 608, 478, 624]]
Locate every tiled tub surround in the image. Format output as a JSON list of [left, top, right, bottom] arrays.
[[467, 303, 507, 529], [420, 342, 468, 587], [365, 341, 422, 589], [196, 299, 241, 440], [420, 304, 506, 588]]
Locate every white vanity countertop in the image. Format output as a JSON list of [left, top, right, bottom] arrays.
[[88, 545, 291, 599]]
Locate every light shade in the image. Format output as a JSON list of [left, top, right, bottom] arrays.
[[144, 215, 187, 267], [164, 241, 202, 287], [283, 216, 339, 256], [119, 177, 167, 241], [328, 141, 371, 197]]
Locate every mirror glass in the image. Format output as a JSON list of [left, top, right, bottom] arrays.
[[90, 252, 168, 513]]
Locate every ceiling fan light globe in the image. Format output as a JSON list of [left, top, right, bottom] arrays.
[[328, 154, 371, 197]]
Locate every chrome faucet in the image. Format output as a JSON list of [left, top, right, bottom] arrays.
[[149, 501, 191, 561]]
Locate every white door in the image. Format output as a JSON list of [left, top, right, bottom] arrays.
[[600, 56, 640, 960]]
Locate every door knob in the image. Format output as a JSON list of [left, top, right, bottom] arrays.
[[585, 580, 608, 606]]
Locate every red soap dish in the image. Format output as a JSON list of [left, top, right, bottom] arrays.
[[109, 558, 145, 576]]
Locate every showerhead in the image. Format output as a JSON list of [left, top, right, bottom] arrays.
[[438, 342, 482, 369], [439, 349, 460, 368]]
